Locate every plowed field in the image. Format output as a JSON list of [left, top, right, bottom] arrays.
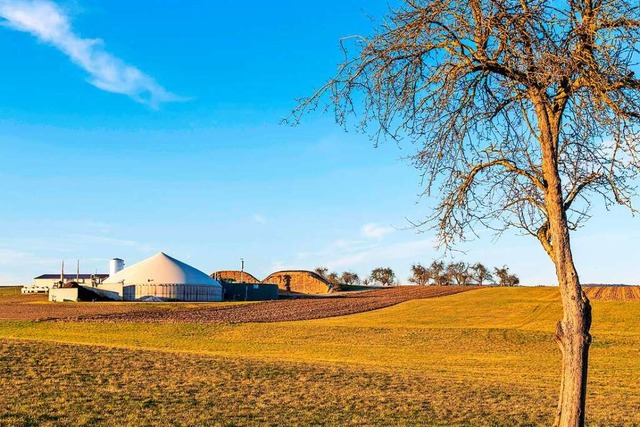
[[69, 286, 479, 323], [584, 285, 640, 300]]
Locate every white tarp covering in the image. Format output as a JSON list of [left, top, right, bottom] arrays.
[[100, 252, 222, 302]]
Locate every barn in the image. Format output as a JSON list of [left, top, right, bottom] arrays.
[[263, 270, 333, 294], [97, 252, 223, 301]]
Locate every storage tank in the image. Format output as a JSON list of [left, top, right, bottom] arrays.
[[109, 258, 125, 277], [100, 252, 223, 301]]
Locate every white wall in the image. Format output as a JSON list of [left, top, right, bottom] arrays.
[[49, 288, 79, 302]]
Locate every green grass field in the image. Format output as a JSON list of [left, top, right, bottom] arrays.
[[0, 287, 638, 426]]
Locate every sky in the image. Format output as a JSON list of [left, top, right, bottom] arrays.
[[0, 0, 638, 286]]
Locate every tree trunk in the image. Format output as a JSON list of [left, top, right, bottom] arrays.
[[537, 102, 593, 427], [548, 211, 592, 427]]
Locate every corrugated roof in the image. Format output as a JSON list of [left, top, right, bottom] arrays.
[[34, 274, 109, 280]]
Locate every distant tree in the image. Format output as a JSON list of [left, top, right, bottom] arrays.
[[446, 262, 471, 286], [494, 266, 520, 287], [314, 267, 328, 278], [340, 271, 360, 286], [408, 263, 431, 286], [427, 261, 447, 286], [325, 271, 341, 292], [471, 262, 493, 286], [369, 267, 396, 286]]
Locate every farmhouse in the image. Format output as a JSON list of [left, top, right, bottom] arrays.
[[263, 270, 333, 294], [96, 252, 223, 301]]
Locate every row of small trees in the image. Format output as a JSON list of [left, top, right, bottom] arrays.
[[409, 261, 519, 287], [315, 262, 519, 288], [314, 267, 397, 289], [314, 267, 362, 291]]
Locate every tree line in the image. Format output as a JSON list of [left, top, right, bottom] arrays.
[[408, 261, 519, 287], [314, 262, 519, 289]]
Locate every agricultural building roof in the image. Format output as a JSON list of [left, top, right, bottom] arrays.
[[34, 274, 109, 280], [103, 252, 222, 287]]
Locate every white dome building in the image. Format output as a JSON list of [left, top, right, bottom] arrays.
[[98, 252, 222, 301]]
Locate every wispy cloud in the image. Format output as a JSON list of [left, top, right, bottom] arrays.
[[296, 231, 437, 277], [0, 0, 182, 107], [361, 222, 395, 239], [324, 238, 436, 271], [252, 214, 267, 225], [70, 234, 156, 253], [0, 248, 62, 284]]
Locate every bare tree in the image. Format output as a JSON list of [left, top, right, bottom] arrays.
[[446, 261, 471, 286], [427, 260, 447, 286], [326, 271, 341, 286], [409, 263, 432, 285], [314, 267, 328, 278], [341, 271, 361, 286], [471, 262, 493, 286], [494, 266, 520, 287], [369, 267, 397, 286], [291, 1, 640, 424]]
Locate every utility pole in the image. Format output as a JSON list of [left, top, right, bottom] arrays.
[[240, 258, 244, 283]]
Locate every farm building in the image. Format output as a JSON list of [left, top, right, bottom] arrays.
[[263, 270, 333, 294], [96, 252, 223, 301], [211, 270, 260, 284], [32, 273, 109, 289], [210, 270, 278, 300], [219, 282, 279, 301]]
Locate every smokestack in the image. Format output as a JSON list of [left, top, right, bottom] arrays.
[[76, 259, 80, 282], [60, 260, 65, 283]]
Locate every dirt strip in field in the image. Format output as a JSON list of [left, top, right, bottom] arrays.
[[67, 286, 480, 324]]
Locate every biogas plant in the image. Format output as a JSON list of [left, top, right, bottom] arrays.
[[23, 252, 269, 303], [22, 252, 343, 303]]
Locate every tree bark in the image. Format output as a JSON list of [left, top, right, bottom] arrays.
[[547, 199, 592, 427], [537, 102, 593, 427]]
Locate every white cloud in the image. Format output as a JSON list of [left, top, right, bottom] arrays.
[[0, 0, 182, 107], [325, 238, 436, 271], [70, 234, 156, 253], [270, 260, 294, 272], [361, 222, 395, 239], [252, 214, 267, 225]]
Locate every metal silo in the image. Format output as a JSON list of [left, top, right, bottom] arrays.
[[109, 258, 125, 277]]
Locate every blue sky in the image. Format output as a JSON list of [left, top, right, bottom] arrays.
[[0, 0, 638, 286]]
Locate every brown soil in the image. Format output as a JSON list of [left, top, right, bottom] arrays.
[[0, 293, 172, 322], [584, 285, 640, 301], [66, 286, 479, 324]]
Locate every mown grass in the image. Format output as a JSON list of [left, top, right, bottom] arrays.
[[0, 287, 638, 426], [0, 286, 23, 297]]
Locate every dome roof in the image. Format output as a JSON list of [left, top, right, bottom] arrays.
[[104, 252, 221, 287]]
